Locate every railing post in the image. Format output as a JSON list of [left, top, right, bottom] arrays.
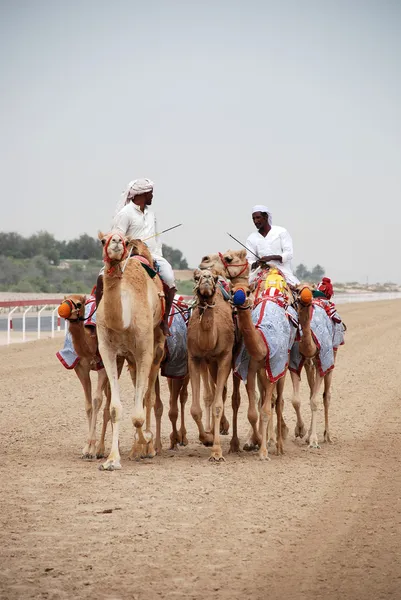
[[51, 306, 59, 338], [37, 305, 47, 340], [22, 306, 33, 342], [7, 307, 18, 345]]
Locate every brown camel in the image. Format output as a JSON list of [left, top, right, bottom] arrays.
[[232, 284, 292, 459], [199, 251, 289, 451], [187, 269, 235, 461], [199, 250, 251, 452], [96, 232, 166, 470], [58, 294, 112, 459], [290, 286, 337, 448]]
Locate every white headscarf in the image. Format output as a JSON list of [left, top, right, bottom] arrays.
[[252, 205, 272, 227], [115, 178, 154, 215]]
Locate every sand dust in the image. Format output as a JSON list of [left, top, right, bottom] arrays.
[[0, 300, 400, 600]]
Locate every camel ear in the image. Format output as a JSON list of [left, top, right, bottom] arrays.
[[193, 268, 202, 282], [201, 255, 209, 263], [98, 231, 107, 246]]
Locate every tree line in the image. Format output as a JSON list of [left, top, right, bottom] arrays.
[[0, 231, 189, 268], [295, 263, 325, 283], [0, 231, 189, 294]]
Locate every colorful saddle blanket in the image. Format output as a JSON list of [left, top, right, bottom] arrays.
[[56, 296, 103, 370], [234, 297, 298, 383], [289, 303, 335, 378], [312, 298, 345, 350], [161, 296, 193, 380]]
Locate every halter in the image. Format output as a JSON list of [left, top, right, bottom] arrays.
[[103, 233, 128, 265], [64, 299, 86, 322], [218, 252, 248, 279]]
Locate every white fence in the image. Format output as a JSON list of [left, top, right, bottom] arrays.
[[0, 299, 66, 345]]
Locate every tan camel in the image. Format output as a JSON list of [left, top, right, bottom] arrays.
[[58, 294, 112, 459], [199, 251, 289, 451], [187, 269, 235, 461], [96, 232, 166, 470], [290, 286, 336, 448], [232, 284, 291, 459], [199, 250, 250, 452]]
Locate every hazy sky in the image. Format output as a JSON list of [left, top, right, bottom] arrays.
[[1, 0, 400, 283]]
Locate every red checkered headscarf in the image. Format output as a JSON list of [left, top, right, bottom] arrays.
[[317, 277, 334, 299]]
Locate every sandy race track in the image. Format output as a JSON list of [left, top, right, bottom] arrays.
[[1, 300, 400, 600]]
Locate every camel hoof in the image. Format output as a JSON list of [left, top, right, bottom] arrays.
[[229, 440, 240, 454], [96, 452, 106, 459], [201, 433, 214, 447], [99, 460, 121, 471], [81, 453, 95, 460], [209, 455, 225, 463], [243, 442, 259, 452], [309, 442, 320, 450], [324, 431, 332, 443], [258, 453, 271, 462], [295, 424, 306, 438]]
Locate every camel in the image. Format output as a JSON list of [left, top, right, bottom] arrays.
[[96, 232, 166, 470], [199, 250, 251, 452], [232, 284, 297, 459], [57, 294, 115, 459], [187, 268, 235, 461], [289, 286, 339, 448]]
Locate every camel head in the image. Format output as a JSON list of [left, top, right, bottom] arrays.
[[58, 294, 86, 321], [199, 249, 248, 280], [295, 284, 314, 308], [98, 231, 129, 263], [125, 238, 155, 268], [231, 283, 253, 309], [193, 268, 219, 299]]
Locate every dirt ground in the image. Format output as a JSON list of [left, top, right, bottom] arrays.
[[1, 300, 400, 600]]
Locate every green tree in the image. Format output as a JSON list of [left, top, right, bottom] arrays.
[[162, 244, 188, 269], [310, 264, 325, 283], [295, 263, 310, 280]]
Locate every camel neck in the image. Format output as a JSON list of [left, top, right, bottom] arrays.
[[69, 320, 97, 359], [236, 307, 266, 362]]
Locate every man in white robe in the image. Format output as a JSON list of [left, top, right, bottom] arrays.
[[245, 205, 299, 286]]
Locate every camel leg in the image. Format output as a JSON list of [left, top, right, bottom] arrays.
[[304, 358, 315, 395], [97, 343, 122, 471], [306, 367, 325, 449], [244, 362, 262, 450], [275, 375, 286, 455], [243, 381, 261, 451], [168, 378, 181, 450], [189, 357, 214, 446], [132, 334, 164, 459], [177, 375, 189, 446], [86, 368, 108, 458], [154, 375, 163, 455], [229, 373, 241, 453], [74, 362, 94, 459], [200, 363, 213, 432], [323, 370, 333, 443], [268, 388, 277, 446], [209, 356, 232, 462], [97, 381, 110, 458], [96, 357, 124, 458], [258, 372, 274, 461], [220, 384, 230, 435], [290, 370, 306, 438]]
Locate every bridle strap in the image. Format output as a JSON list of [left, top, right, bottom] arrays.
[[218, 252, 248, 279], [103, 233, 128, 264]]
